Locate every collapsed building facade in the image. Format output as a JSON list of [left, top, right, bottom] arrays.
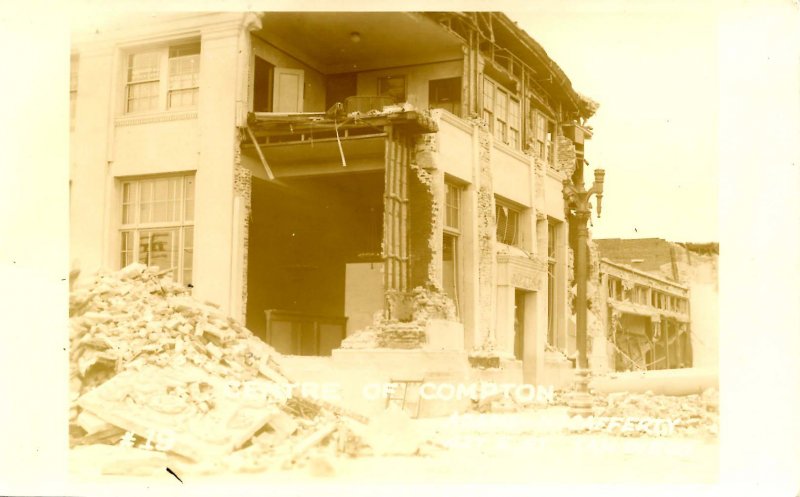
[[70, 12, 602, 391], [595, 238, 718, 370], [593, 259, 692, 372]]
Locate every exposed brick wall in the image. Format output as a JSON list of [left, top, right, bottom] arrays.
[[476, 127, 497, 352], [555, 136, 576, 176], [595, 238, 673, 274], [233, 139, 252, 320]]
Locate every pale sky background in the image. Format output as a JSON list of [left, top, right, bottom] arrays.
[[508, 3, 720, 243]]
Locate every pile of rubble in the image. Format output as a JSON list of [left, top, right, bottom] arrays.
[[68, 264, 385, 476], [589, 389, 719, 438]]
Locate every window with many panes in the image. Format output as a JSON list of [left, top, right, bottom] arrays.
[[443, 181, 462, 316], [70, 54, 79, 129], [495, 200, 520, 246], [120, 174, 195, 285], [531, 110, 555, 164], [482, 76, 521, 149], [125, 42, 200, 114]]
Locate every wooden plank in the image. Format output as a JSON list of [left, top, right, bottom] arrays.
[[245, 125, 275, 181]]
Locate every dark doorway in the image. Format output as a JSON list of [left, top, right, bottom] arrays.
[[253, 56, 274, 112], [246, 172, 384, 355], [429, 77, 462, 117], [514, 289, 526, 361], [326, 72, 357, 110]]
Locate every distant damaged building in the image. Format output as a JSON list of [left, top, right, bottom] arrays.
[[70, 12, 602, 393], [594, 238, 719, 372]]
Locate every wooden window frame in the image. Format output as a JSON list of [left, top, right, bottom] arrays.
[[483, 76, 522, 149], [443, 180, 463, 316], [119, 173, 196, 285], [123, 40, 201, 115]]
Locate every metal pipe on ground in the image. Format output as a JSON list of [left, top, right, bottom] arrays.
[[589, 367, 718, 396]]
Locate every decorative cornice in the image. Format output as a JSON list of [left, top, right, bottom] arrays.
[[114, 110, 198, 127]]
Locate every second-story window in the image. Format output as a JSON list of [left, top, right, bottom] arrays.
[[532, 111, 555, 164], [125, 41, 201, 114], [168, 43, 201, 109], [483, 76, 521, 149]]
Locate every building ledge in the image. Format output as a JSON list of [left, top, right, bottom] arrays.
[[115, 110, 198, 127]]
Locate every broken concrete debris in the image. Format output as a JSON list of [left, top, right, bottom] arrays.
[[341, 286, 452, 349], [69, 263, 374, 474], [566, 388, 719, 438]]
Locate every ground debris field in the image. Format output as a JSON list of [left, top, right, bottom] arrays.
[[69, 264, 718, 483]]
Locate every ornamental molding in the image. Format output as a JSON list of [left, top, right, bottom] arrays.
[[115, 111, 198, 127]]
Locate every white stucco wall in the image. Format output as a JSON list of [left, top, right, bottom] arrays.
[[70, 13, 254, 316]]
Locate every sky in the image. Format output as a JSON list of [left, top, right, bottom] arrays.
[[507, 2, 720, 242]]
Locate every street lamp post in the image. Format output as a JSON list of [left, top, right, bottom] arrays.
[[563, 168, 605, 417]]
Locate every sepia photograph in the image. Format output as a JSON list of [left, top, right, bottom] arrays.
[[1, 1, 799, 495]]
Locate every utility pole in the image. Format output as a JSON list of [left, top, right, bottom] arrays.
[[563, 167, 605, 417]]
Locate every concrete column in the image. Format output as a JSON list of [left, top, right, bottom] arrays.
[[193, 25, 241, 315], [475, 127, 498, 351], [70, 45, 115, 276], [429, 165, 445, 290], [494, 285, 515, 356], [458, 123, 483, 351], [529, 289, 547, 383]]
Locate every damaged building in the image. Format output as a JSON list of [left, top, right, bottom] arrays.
[[593, 258, 692, 372], [594, 238, 719, 370], [69, 11, 602, 397]]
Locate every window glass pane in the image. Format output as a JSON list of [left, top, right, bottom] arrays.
[[183, 226, 193, 285], [442, 233, 458, 314], [138, 228, 179, 277], [483, 78, 494, 111], [445, 183, 460, 230], [169, 43, 200, 58], [127, 81, 160, 113], [139, 180, 153, 223], [151, 178, 168, 222], [168, 88, 199, 109], [120, 231, 134, 268], [128, 52, 160, 83], [496, 90, 507, 120], [168, 45, 200, 109], [184, 176, 195, 221], [168, 55, 200, 89], [483, 110, 493, 133], [536, 113, 546, 141], [509, 98, 520, 129], [121, 183, 133, 224]]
